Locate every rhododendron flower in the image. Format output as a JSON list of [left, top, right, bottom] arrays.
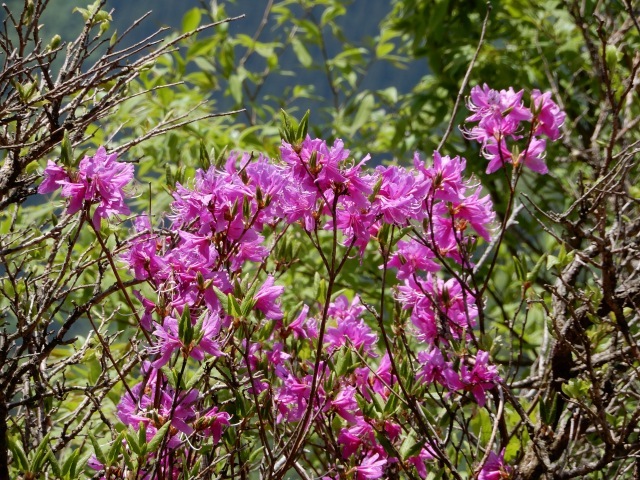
[[433, 186, 496, 241], [531, 89, 565, 141], [121, 216, 166, 282], [460, 350, 501, 407], [374, 165, 429, 224], [40, 147, 133, 227], [150, 313, 224, 368], [325, 295, 377, 354], [516, 137, 548, 174], [478, 449, 511, 480], [286, 304, 318, 339], [330, 385, 360, 423], [196, 407, 231, 444], [254, 275, 285, 320], [275, 372, 326, 423], [355, 452, 387, 480], [338, 419, 375, 458], [118, 383, 198, 448], [466, 84, 531, 138], [418, 151, 467, 202], [371, 353, 394, 397], [38, 160, 69, 194], [388, 239, 440, 280], [407, 447, 435, 479], [417, 348, 463, 390]]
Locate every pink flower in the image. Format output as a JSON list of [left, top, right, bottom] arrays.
[[517, 137, 548, 174], [355, 452, 387, 480], [465, 85, 531, 142], [388, 239, 440, 280], [374, 165, 429, 224], [325, 296, 377, 355], [38, 160, 69, 193], [150, 312, 224, 368], [483, 137, 513, 174], [478, 449, 511, 480], [196, 407, 231, 444], [531, 90, 565, 141], [117, 381, 198, 449], [40, 147, 134, 227], [460, 351, 501, 407], [121, 216, 166, 282], [418, 151, 467, 202], [433, 186, 495, 241], [330, 385, 360, 423], [254, 275, 285, 320], [371, 353, 394, 397], [416, 348, 463, 390], [286, 304, 318, 339], [407, 447, 435, 478]]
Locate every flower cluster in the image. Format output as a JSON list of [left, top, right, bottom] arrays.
[[38, 85, 564, 479], [39, 146, 133, 227], [465, 84, 565, 174]]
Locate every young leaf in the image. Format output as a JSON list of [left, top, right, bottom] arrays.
[[147, 423, 171, 453]]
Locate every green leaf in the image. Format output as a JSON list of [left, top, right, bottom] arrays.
[[292, 37, 313, 68], [60, 130, 73, 167], [89, 432, 107, 465], [48, 449, 62, 477], [296, 110, 310, 141], [61, 448, 80, 477], [399, 429, 425, 460], [185, 360, 210, 390], [199, 140, 211, 171], [147, 422, 171, 453], [107, 431, 125, 465], [30, 432, 52, 471], [182, 8, 202, 33], [8, 437, 28, 470], [228, 74, 243, 104], [350, 93, 374, 135], [212, 286, 229, 309], [179, 304, 193, 346], [526, 253, 547, 283]]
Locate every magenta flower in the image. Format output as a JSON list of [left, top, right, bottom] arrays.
[[40, 147, 133, 227], [478, 449, 511, 480], [407, 447, 435, 479], [254, 275, 285, 320], [466, 84, 532, 138], [79, 147, 134, 225], [355, 452, 387, 480], [388, 239, 440, 280], [460, 350, 501, 407], [325, 295, 377, 354], [517, 137, 548, 174], [121, 216, 166, 282], [419, 151, 467, 202], [38, 160, 69, 193], [371, 353, 394, 397], [416, 348, 463, 390], [150, 312, 224, 368], [329, 385, 360, 423], [374, 165, 429, 224], [196, 407, 231, 444], [338, 420, 375, 458], [117, 381, 198, 449], [433, 186, 496, 241], [483, 137, 513, 174], [531, 89, 565, 141], [286, 304, 318, 339]]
